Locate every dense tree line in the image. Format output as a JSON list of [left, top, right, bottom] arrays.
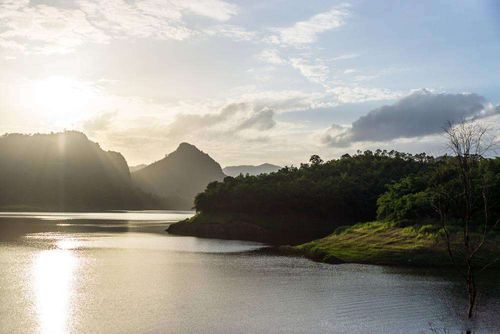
[[195, 150, 435, 235], [194, 149, 500, 237], [377, 156, 500, 226]]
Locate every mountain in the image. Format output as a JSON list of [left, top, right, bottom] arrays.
[[129, 164, 147, 173], [0, 131, 158, 211], [223, 163, 281, 177], [132, 143, 226, 209]]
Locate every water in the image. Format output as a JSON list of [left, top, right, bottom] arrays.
[[0, 211, 498, 333]]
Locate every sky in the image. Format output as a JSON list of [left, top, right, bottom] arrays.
[[1, 0, 499, 167]]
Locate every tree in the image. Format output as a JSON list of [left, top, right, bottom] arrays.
[[440, 120, 498, 319], [309, 155, 323, 165]]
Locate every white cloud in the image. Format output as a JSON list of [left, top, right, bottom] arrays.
[[83, 111, 116, 134], [252, 5, 402, 106], [327, 86, 402, 104], [257, 51, 401, 104], [331, 53, 359, 61], [0, 0, 239, 54], [174, 0, 237, 21], [289, 57, 330, 85], [223, 89, 330, 112], [272, 5, 349, 46], [0, 0, 110, 54], [205, 25, 256, 41], [256, 49, 286, 65]]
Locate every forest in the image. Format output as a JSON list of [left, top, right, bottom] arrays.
[[193, 149, 500, 241]]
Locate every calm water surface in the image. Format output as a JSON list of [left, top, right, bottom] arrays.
[[0, 211, 498, 333]]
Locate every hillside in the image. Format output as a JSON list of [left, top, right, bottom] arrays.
[[132, 143, 226, 209], [168, 150, 500, 267], [168, 151, 433, 243], [223, 163, 281, 176], [292, 221, 499, 267], [0, 131, 157, 211]]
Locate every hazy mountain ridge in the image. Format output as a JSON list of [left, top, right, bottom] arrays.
[[132, 142, 226, 209], [0, 132, 273, 210], [223, 163, 281, 176], [0, 131, 158, 210]]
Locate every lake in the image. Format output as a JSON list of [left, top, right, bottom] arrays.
[[0, 211, 498, 333]]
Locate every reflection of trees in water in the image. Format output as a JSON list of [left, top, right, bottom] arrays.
[[56, 219, 132, 234]]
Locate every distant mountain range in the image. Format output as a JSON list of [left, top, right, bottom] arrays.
[[223, 163, 281, 177], [132, 143, 226, 209], [0, 131, 277, 211], [0, 131, 158, 211]]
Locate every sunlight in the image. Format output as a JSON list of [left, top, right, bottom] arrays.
[[31, 76, 96, 126], [57, 238, 80, 250], [33, 249, 77, 334]]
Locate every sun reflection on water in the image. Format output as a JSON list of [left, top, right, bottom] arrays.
[[56, 238, 80, 250], [33, 249, 77, 334]]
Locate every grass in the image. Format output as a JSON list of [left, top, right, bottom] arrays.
[[183, 214, 499, 267], [295, 221, 499, 267]]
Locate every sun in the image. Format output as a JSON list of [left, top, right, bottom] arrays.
[[31, 76, 96, 126]]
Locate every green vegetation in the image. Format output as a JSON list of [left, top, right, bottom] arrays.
[[376, 156, 500, 224], [295, 221, 499, 267], [169, 147, 500, 269], [191, 150, 433, 242]]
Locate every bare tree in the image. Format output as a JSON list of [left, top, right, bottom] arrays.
[[439, 120, 498, 319]]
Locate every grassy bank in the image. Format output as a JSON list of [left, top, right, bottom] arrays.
[[294, 221, 499, 267]]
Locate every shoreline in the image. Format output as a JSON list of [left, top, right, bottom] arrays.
[[168, 219, 500, 268]]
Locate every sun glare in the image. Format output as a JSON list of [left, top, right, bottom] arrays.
[[33, 249, 77, 334], [31, 76, 96, 126]]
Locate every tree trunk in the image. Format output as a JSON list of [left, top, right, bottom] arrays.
[[467, 268, 477, 319]]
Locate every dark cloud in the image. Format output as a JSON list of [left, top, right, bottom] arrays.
[[236, 108, 275, 131], [166, 102, 276, 138], [324, 90, 495, 146]]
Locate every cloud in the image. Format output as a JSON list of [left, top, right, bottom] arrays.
[[165, 102, 277, 139], [83, 112, 116, 133], [289, 57, 330, 85], [328, 86, 402, 104], [256, 50, 330, 84], [320, 123, 348, 146], [271, 5, 349, 46], [0, 0, 110, 54], [256, 50, 401, 104], [175, 0, 237, 21], [236, 108, 275, 131], [256, 49, 286, 65], [331, 53, 359, 61], [0, 0, 238, 54], [205, 25, 256, 41], [323, 89, 496, 146]]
